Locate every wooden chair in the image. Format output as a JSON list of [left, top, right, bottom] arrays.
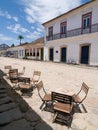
[[72, 82, 89, 105], [18, 66, 25, 76], [31, 71, 41, 86], [19, 78, 33, 97], [4, 65, 12, 76], [52, 92, 73, 127], [36, 80, 51, 110], [9, 69, 19, 87]]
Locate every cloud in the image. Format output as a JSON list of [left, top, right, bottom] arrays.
[[13, 17, 18, 22], [21, 0, 82, 23], [0, 10, 11, 19], [7, 24, 29, 34], [19, 0, 82, 42], [0, 34, 12, 41], [26, 16, 35, 23], [0, 9, 18, 22], [0, 33, 18, 45], [26, 30, 43, 40], [31, 26, 35, 30]]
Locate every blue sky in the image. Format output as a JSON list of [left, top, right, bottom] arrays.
[[0, 0, 89, 46]]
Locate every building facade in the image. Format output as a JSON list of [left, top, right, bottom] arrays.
[[6, 38, 44, 60], [43, 0, 98, 66], [7, 45, 26, 58], [24, 37, 44, 60]]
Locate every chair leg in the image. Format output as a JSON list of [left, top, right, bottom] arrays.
[[53, 111, 73, 127], [52, 112, 57, 123], [40, 102, 45, 110]]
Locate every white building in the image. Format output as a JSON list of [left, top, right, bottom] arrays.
[[24, 37, 44, 60], [7, 44, 26, 59], [6, 38, 44, 60], [43, 0, 98, 66]]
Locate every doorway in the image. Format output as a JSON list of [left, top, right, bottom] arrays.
[[49, 48, 54, 61], [80, 45, 90, 64], [61, 47, 66, 62]]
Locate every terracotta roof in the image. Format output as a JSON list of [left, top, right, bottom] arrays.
[[42, 0, 96, 25], [24, 37, 44, 49], [17, 42, 29, 46], [29, 37, 44, 45]]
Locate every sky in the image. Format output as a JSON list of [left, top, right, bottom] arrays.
[[0, 0, 89, 46]]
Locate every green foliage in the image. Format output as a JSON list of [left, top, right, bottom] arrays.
[[11, 43, 15, 47], [23, 55, 27, 59], [18, 35, 24, 45]]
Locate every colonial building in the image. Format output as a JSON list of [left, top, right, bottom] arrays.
[[0, 44, 9, 56], [6, 43, 28, 58], [24, 37, 44, 60], [6, 37, 44, 60], [43, 0, 98, 66]]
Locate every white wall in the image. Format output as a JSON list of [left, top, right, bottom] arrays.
[[44, 1, 98, 35], [45, 33, 98, 66], [43, 1, 98, 66], [7, 46, 25, 59]]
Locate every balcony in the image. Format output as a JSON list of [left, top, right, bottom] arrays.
[[46, 23, 98, 41]]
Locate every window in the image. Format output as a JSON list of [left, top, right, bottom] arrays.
[[60, 22, 67, 34], [30, 49, 32, 56], [82, 12, 92, 29], [25, 49, 29, 56], [37, 49, 39, 56], [22, 50, 24, 56], [19, 50, 21, 56], [48, 26, 53, 36], [33, 49, 35, 56]]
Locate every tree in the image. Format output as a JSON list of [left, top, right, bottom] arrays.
[[11, 43, 15, 47], [18, 35, 24, 45]]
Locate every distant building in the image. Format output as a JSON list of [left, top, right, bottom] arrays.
[[24, 37, 44, 60], [6, 38, 44, 60], [43, 0, 98, 66], [6, 43, 28, 58], [0, 44, 9, 56], [0, 44, 9, 50]]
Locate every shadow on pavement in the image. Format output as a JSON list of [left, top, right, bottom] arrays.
[[0, 69, 53, 130]]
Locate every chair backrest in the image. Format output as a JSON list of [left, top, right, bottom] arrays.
[[32, 71, 41, 82], [4, 65, 12, 74], [9, 69, 18, 79], [33, 71, 41, 76], [22, 66, 25, 74], [36, 80, 46, 101], [76, 82, 89, 103], [4, 65, 12, 69], [52, 91, 73, 104]]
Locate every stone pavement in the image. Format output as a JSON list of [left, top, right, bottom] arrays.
[[0, 57, 98, 130], [0, 70, 53, 130]]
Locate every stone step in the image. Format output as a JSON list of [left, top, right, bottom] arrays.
[[35, 121, 52, 130], [0, 87, 6, 89], [1, 119, 33, 130], [0, 96, 13, 105], [0, 108, 23, 125], [0, 89, 6, 94], [0, 93, 7, 98], [0, 102, 17, 113]]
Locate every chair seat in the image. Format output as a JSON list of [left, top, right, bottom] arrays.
[[43, 94, 51, 101], [11, 79, 18, 83], [33, 79, 38, 82], [73, 94, 81, 103], [18, 72, 23, 76], [54, 102, 73, 113], [20, 83, 31, 89]]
